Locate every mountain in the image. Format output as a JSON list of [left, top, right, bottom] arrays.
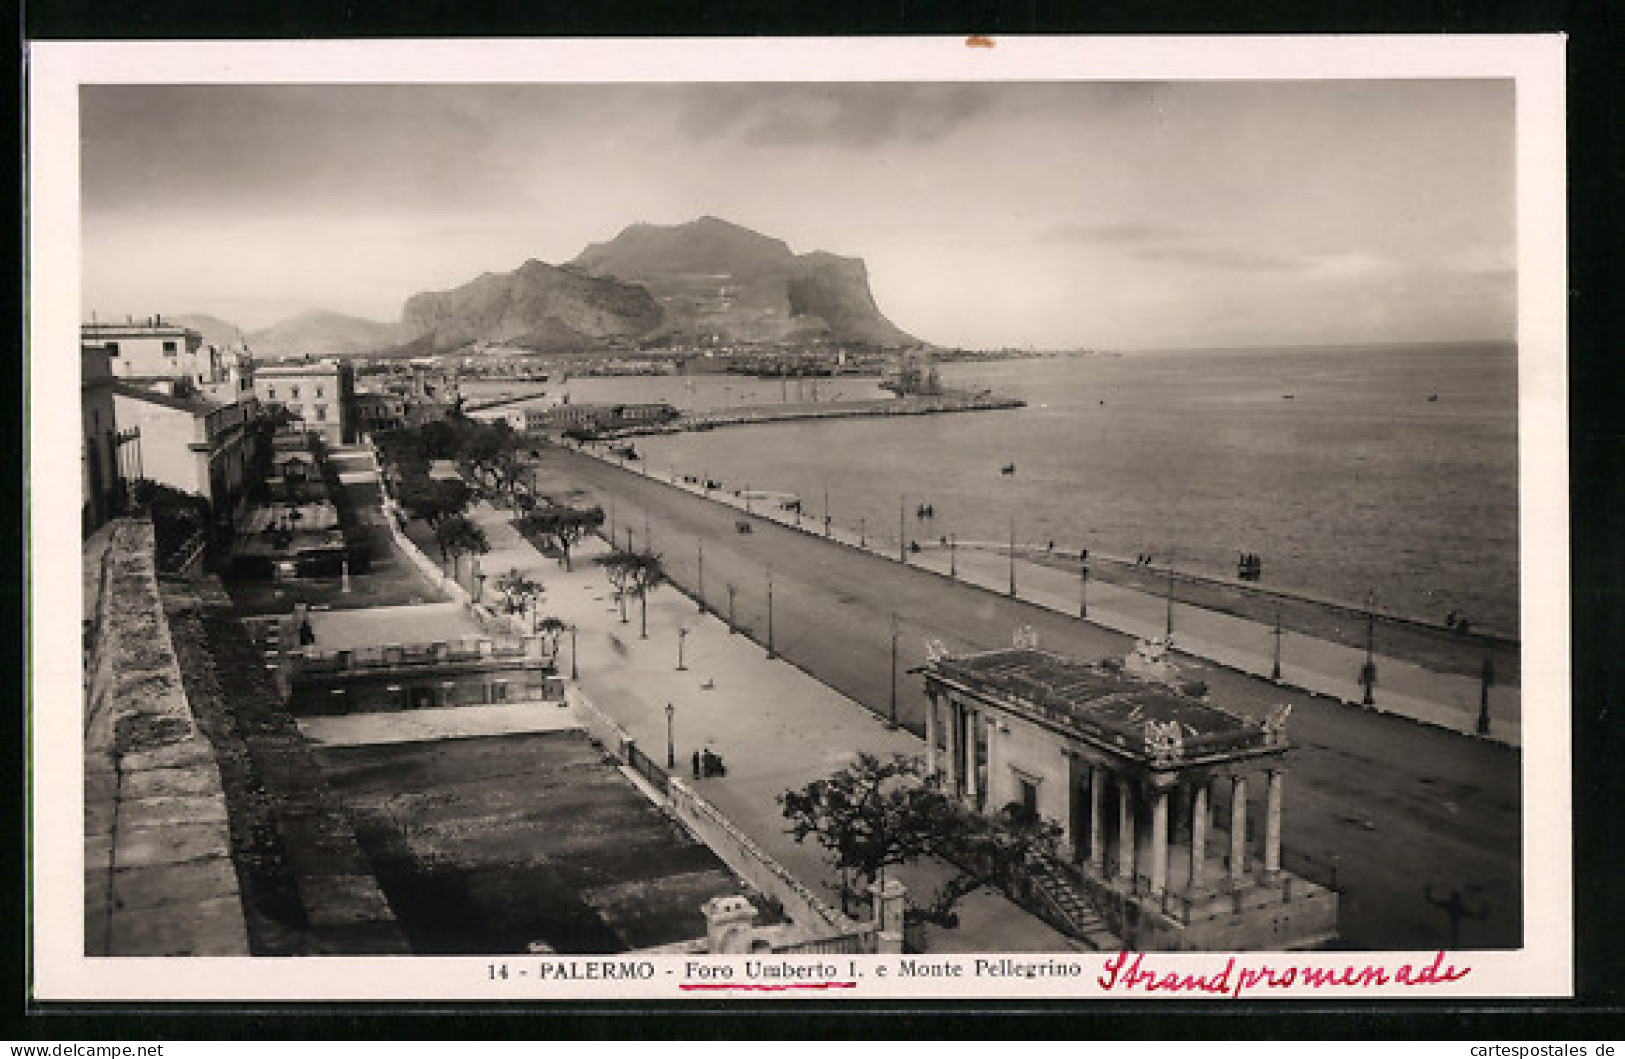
[[171, 314, 245, 347], [247, 310, 405, 359], [400, 260, 663, 354], [570, 216, 916, 346]]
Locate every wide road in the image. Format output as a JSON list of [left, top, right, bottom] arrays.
[[530, 447, 1523, 951]]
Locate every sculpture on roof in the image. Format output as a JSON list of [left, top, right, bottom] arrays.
[[924, 638, 951, 663], [1260, 703, 1293, 744], [1143, 718, 1185, 765]]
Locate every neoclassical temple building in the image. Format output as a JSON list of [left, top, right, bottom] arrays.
[[920, 641, 1339, 950]]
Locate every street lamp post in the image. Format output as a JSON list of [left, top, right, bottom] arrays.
[[569, 623, 578, 680], [625, 527, 633, 552], [949, 533, 957, 578], [1271, 606, 1283, 681], [727, 584, 737, 634], [696, 540, 705, 612], [1079, 558, 1089, 619], [766, 567, 776, 659], [900, 495, 907, 563], [677, 628, 688, 671], [824, 487, 831, 538], [665, 702, 675, 769], [1361, 591, 1378, 705], [889, 612, 899, 729], [860, 517, 867, 548], [1164, 558, 1175, 638], [1008, 516, 1017, 597]]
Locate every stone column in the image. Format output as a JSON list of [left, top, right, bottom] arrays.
[[1088, 766, 1106, 874], [984, 715, 1000, 811], [1189, 781, 1209, 890], [870, 878, 908, 954], [1228, 775, 1248, 885], [1149, 786, 1170, 896], [963, 707, 979, 806], [1264, 769, 1284, 879], [943, 701, 959, 797], [1116, 779, 1136, 882], [924, 692, 938, 778]]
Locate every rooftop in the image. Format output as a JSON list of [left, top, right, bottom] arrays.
[[82, 321, 198, 339], [111, 381, 223, 415], [927, 647, 1286, 765]]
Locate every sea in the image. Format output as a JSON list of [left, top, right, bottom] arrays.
[[464, 343, 1521, 636]]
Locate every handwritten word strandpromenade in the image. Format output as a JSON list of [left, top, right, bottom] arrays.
[[1098, 950, 1471, 999]]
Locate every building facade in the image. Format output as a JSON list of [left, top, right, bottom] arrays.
[[81, 318, 204, 380], [111, 384, 264, 516], [921, 643, 1338, 951], [81, 346, 130, 533], [253, 360, 356, 445]]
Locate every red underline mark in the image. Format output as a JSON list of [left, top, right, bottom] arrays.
[[679, 981, 859, 992]]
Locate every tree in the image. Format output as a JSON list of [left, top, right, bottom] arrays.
[[398, 477, 472, 546], [779, 753, 953, 914], [435, 513, 489, 567], [955, 803, 1065, 892], [535, 615, 569, 662], [492, 567, 543, 621], [460, 420, 524, 499], [519, 504, 605, 571], [601, 548, 662, 635]]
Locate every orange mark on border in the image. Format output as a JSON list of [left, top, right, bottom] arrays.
[[966, 35, 996, 49]]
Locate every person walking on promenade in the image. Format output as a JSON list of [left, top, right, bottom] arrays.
[[691, 749, 702, 780]]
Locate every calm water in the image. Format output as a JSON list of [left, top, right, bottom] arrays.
[[496, 345, 1522, 635]]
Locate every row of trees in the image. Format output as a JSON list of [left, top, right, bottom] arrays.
[[780, 753, 1063, 926], [374, 421, 490, 564]]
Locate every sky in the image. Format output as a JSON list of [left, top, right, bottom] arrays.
[[79, 80, 1516, 349]]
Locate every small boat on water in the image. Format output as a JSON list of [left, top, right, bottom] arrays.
[[1427, 394, 1439, 402], [1001, 463, 1016, 475]]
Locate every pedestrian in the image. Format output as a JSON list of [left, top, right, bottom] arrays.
[[692, 749, 701, 780]]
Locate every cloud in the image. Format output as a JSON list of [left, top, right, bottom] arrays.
[[1137, 244, 1307, 273], [676, 84, 996, 150], [1042, 221, 1188, 245]]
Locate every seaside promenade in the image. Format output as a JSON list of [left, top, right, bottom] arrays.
[[583, 446, 1521, 748], [530, 444, 1522, 950], [457, 491, 1088, 953]]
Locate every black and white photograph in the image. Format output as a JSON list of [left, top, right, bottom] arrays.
[[28, 36, 1569, 1001]]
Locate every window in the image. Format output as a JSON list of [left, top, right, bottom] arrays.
[[316, 385, 324, 398], [291, 386, 301, 399], [1019, 779, 1039, 820], [163, 341, 178, 355], [315, 405, 327, 422], [106, 342, 120, 356], [267, 386, 276, 400]]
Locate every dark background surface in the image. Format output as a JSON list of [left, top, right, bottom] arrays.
[[15, 0, 1623, 1041]]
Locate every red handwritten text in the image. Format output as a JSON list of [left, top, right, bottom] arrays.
[[1098, 951, 1471, 999]]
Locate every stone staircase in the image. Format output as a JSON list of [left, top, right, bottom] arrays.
[[1025, 855, 1121, 951]]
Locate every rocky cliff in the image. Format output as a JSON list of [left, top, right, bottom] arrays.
[[569, 216, 915, 346], [400, 260, 662, 353]]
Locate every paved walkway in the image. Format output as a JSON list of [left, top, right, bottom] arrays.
[[592, 448, 1520, 747], [461, 497, 1089, 953]]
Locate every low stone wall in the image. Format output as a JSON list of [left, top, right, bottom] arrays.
[[665, 776, 857, 939], [565, 684, 854, 939], [83, 519, 249, 956]]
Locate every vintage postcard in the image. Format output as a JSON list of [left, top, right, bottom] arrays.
[[27, 35, 1569, 1002]]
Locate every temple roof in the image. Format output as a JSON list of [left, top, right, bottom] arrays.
[[926, 647, 1288, 767]]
